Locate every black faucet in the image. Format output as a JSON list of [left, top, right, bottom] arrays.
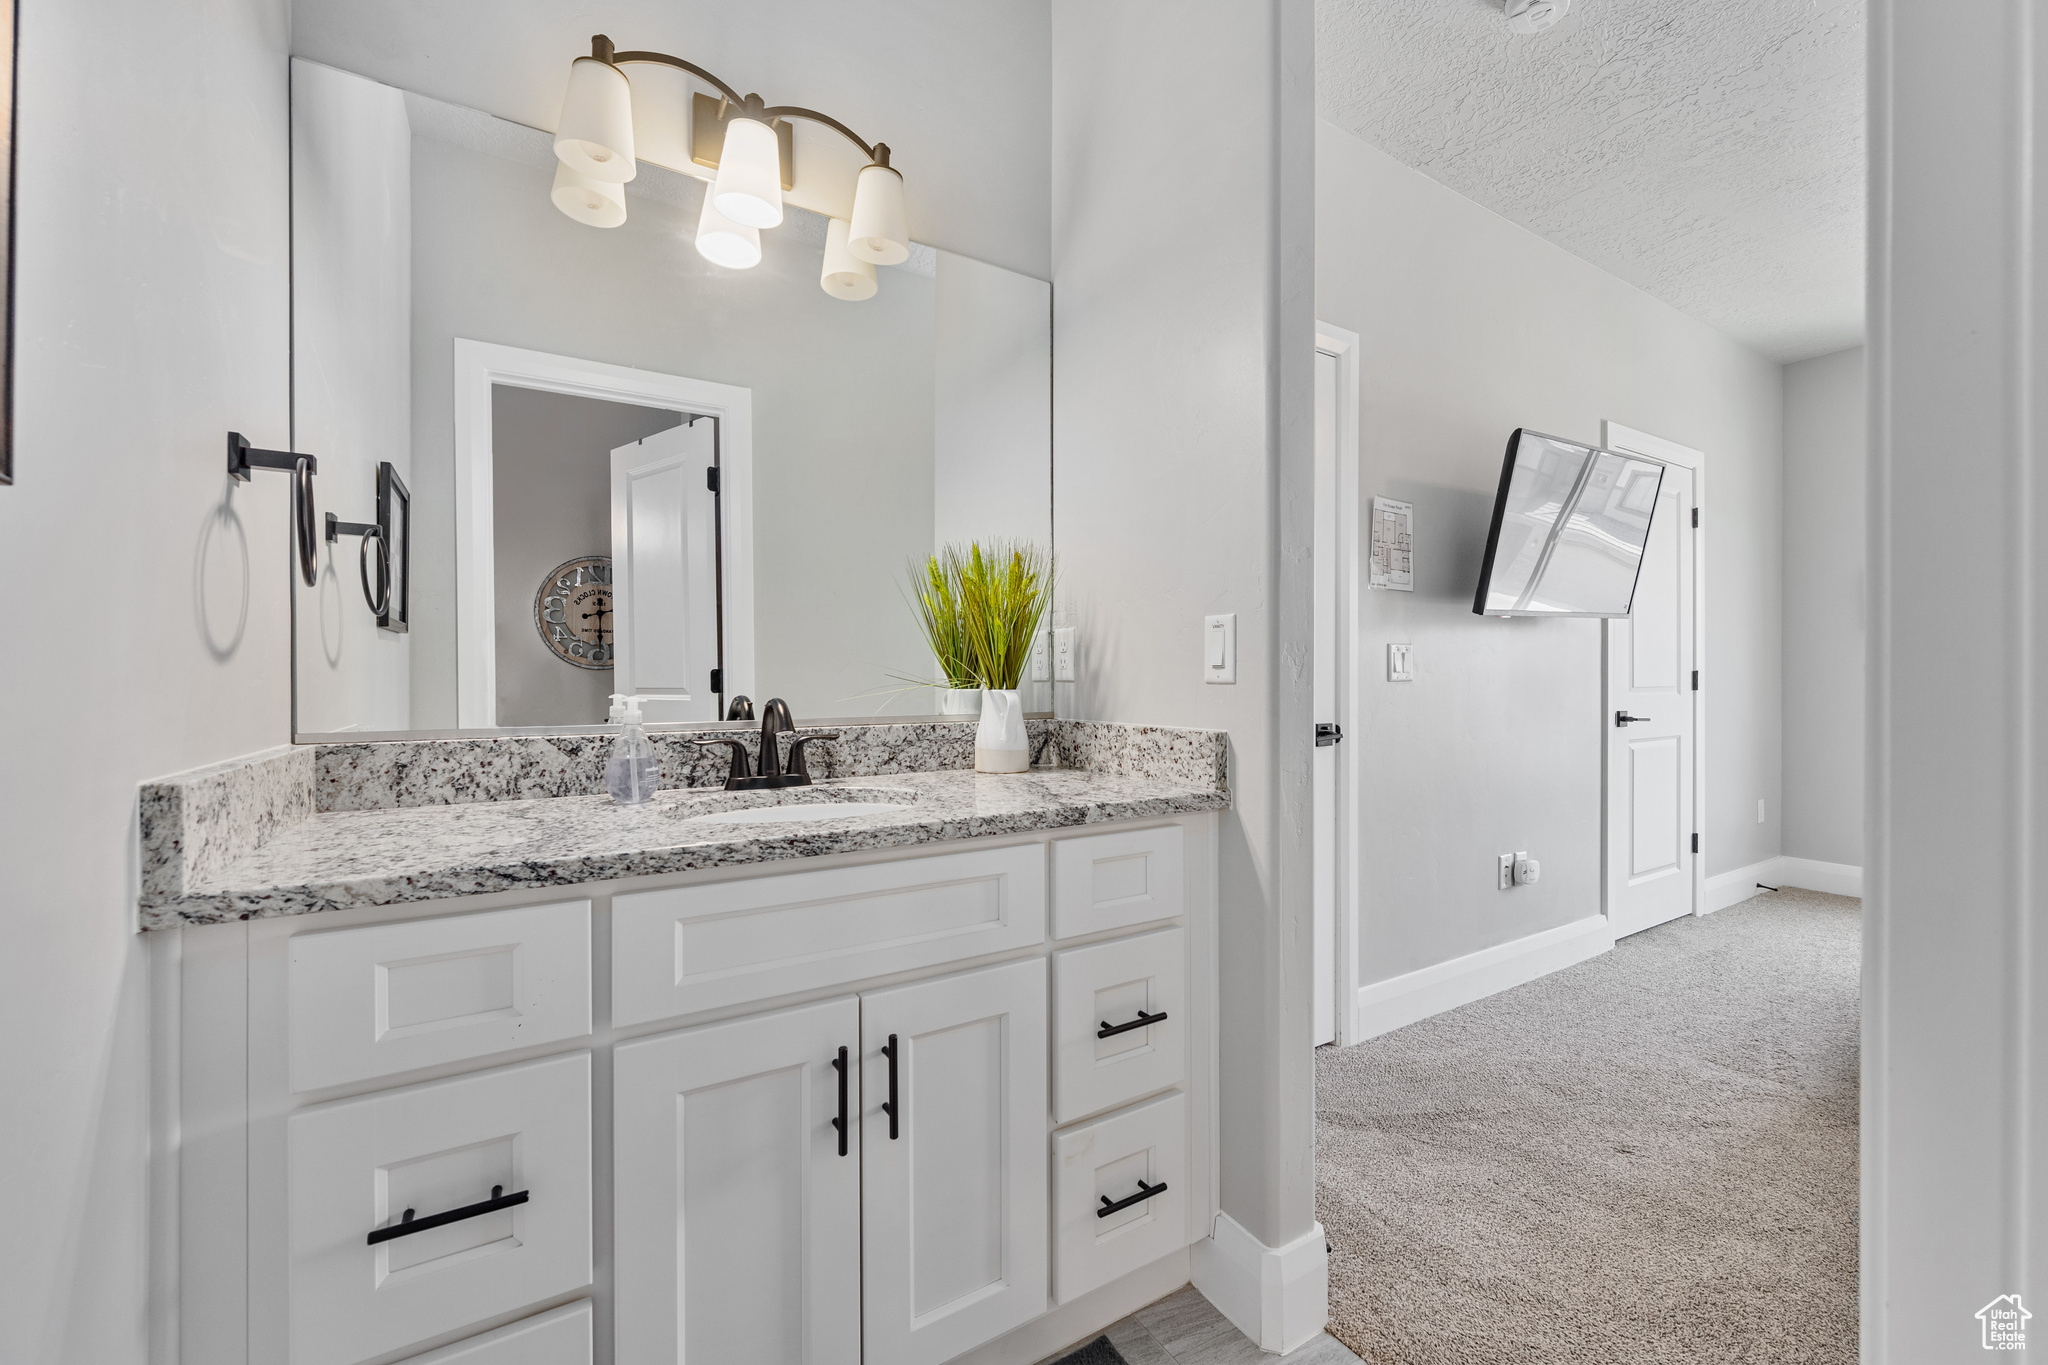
[[690, 697, 838, 791]]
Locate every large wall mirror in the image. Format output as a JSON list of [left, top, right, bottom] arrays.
[[290, 59, 1052, 738]]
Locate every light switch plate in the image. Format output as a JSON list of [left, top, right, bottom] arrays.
[[1204, 614, 1236, 684], [1031, 631, 1052, 682], [1388, 642, 1414, 682], [1053, 628, 1077, 682]]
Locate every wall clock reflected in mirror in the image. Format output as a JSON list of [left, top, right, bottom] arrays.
[[535, 555, 614, 669]]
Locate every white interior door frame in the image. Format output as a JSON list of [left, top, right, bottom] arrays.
[[452, 339, 756, 729], [1316, 322, 1364, 1045], [1602, 420, 1705, 919]]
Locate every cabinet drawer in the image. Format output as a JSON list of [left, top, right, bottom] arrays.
[[1051, 825, 1183, 939], [394, 1301, 591, 1364], [289, 901, 591, 1092], [1051, 1091, 1189, 1306], [1051, 927, 1186, 1124], [613, 844, 1046, 1025], [287, 1053, 593, 1365]]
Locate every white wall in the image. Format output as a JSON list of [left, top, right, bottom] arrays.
[[1052, 0, 1321, 1299], [1782, 345, 1865, 869], [1318, 120, 1785, 982], [0, 2, 291, 1362], [289, 0, 1052, 281], [934, 253, 1052, 550], [1316, 123, 1785, 984], [1865, 2, 2048, 1354], [291, 59, 413, 734]]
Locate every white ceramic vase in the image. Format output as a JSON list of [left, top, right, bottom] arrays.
[[939, 686, 983, 716], [975, 688, 1029, 773]]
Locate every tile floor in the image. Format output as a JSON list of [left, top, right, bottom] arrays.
[[1036, 1285, 1365, 1365]]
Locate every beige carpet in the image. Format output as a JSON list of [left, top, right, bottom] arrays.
[[1316, 889, 1859, 1365]]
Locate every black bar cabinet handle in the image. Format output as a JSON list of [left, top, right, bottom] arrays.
[[1098, 1178, 1169, 1219], [830, 1046, 849, 1156], [881, 1033, 900, 1140], [367, 1184, 528, 1245], [1098, 1008, 1168, 1040]]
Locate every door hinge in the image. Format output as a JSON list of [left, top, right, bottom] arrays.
[[1691, 832, 1699, 854], [1692, 669, 1699, 691], [709, 667, 723, 694], [1691, 507, 1699, 528], [706, 466, 721, 493]]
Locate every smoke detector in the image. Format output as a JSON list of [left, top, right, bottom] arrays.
[[1504, 0, 1572, 34]]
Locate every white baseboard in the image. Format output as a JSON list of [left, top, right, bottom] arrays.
[[1190, 1212, 1329, 1354], [1703, 857, 1782, 913], [1351, 914, 1614, 1042], [1775, 856, 1863, 898], [1704, 855, 1864, 911]]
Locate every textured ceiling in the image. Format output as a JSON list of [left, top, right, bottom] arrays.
[[1317, 0, 1864, 363]]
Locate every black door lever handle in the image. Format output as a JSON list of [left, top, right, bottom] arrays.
[[1615, 711, 1652, 727]]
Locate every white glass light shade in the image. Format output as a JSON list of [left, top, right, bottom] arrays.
[[555, 57, 636, 184], [712, 117, 784, 228], [695, 191, 762, 270], [551, 161, 627, 228], [820, 217, 877, 301], [846, 163, 909, 265]]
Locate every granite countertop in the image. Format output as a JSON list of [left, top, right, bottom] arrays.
[[140, 767, 1228, 929]]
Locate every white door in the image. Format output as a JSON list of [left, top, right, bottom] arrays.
[[1605, 460, 1697, 937], [611, 421, 720, 722], [613, 997, 862, 1365], [1311, 347, 1340, 1046], [861, 958, 1049, 1365]]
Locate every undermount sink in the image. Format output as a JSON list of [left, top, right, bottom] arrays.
[[668, 786, 916, 828], [686, 801, 909, 826]]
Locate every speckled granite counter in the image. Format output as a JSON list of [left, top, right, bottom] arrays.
[[138, 721, 1229, 929]]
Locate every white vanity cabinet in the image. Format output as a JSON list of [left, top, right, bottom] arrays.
[[173, 816, 1214, 1365]]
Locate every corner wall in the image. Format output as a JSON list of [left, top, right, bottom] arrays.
[[0, 0, 293, 1360], [1050, 0, 1322, 1329], [1315, 122, 1785, 989], [1864, 1, 2047, 1352], [1782, 345, 1866, 871]]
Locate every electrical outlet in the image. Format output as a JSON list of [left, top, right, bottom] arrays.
[[1498, 853, 1515, 891], [1756, 798, 1766, 824], [1387, 642, 1414, 682], [1053, 628, 1077, 682], [1030, 631, 1051, 682]]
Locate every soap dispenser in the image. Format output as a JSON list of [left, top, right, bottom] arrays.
[[605, 693, 691, 804]]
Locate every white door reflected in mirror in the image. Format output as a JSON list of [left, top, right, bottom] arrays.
[[612, 424, 720, 724]]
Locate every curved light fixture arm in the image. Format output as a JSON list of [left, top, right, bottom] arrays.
[[592, 34, 888, 165]]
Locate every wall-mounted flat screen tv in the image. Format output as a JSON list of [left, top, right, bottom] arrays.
[[1471, 429, 1666, 617]]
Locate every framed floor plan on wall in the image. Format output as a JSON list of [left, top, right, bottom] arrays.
[[1370, 496, 1413, 591]]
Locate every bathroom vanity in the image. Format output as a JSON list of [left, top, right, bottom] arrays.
[[145, 37, 1255, 1364], [146, 720, 1226, 1365]]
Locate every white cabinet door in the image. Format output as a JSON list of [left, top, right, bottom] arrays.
[[614, 996, 861, 1365], [861, 958, 1049, 1365]]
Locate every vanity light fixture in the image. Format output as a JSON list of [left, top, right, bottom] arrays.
[[695, 193, 763, 270], [551, 161, 626, 229], [550, 34, 910, 297]]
